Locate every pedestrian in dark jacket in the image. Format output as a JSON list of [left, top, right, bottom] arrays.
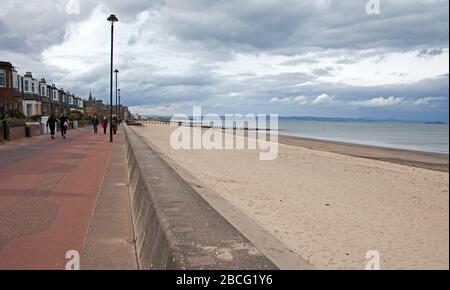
[[112, 117, 118, 135], [92, 115, 100, 134], [46, 114, 57, 139], [60, 114, 69, 139], [101, 117, 108, 134]]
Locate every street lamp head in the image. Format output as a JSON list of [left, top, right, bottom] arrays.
[[107, 14, 119, 23], [114, 69, 119, 74]]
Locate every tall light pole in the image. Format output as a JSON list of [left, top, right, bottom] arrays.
[[114, 69, 119, 121], [107, 14, 118, 142], [118, 88, 121, 123]]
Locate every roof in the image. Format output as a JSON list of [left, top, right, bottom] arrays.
[[0, 61, 13, 67]]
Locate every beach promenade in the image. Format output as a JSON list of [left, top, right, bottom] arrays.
[[0, 128, 137, 269]]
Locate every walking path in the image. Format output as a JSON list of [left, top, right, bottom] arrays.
[[0, 127, 137, 269], [81, 130, 138, 269]]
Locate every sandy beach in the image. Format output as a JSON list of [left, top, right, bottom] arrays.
[[131, 123, 449, 270]]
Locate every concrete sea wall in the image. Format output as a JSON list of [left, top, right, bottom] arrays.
[[124, 125, 278, 270]]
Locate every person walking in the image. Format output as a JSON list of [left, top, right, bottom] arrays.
[[92, 115, 100, 134], [101, 117, 108, 134], [112, 116, 118, 135], [46, 114, 57, 139], [60, 114, 69, 139]]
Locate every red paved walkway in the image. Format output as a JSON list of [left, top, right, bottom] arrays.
[[0, 128, 113, 269]]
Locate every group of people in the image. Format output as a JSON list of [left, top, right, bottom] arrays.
[[91, 115, 118, 135], [45, 114, 119, 140], [46, 114, 69, 139]]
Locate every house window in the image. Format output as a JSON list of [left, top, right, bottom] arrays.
[[31, 82, 35, 93], [0, 69, 5, 87], [26, 104, 32, 116], [25, 80, 29, 91], [12, 74, 18, 89]]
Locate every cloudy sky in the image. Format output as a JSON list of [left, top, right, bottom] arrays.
[[0, 0, 448, 121]]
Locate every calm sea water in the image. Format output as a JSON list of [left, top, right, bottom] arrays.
[[278, 119, 449, 154]]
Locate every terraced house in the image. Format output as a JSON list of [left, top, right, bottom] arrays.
[[0, 61, 86, 118], [0, 61, 22, 117]]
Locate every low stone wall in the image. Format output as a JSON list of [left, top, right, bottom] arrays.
[[0, 119, 91, 142], [124, 125, 278, 270], [26, 123, 41, 137], [8, 127, 26, 140], [5, 120, 26, 141]]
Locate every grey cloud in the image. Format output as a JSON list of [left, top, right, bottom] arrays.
[[417, 48, 445, 57], [312, 67, 337, 76], [159, 0, 449, 55], [0, 0, 163, 55], [0, 0, 448, 122], [281, 57, 319, 66], [215, 73, 449, 112], [2, 0, 447, 57], [97, 0, 163, 19], [0, 1, 84, 54], [291, 75, 449, 102], [252, 72, 314, 84]]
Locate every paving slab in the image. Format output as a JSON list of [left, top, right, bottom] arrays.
[[0, 128, 114, 269]]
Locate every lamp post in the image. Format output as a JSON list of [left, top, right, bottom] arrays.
[[114, 69, 119, 122], [107, 14, 118, 142], [118, 88, 121, 123]]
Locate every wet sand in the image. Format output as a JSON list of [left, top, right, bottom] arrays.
[[131, 124, 449, 269], [279, 135, 449, 172]]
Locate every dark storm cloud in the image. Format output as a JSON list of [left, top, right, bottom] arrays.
[[1, 0, 448, 55], [161, 0, 449, 54], [1, 0, 447, 57]]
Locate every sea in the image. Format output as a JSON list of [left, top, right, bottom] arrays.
[[159, 115, 449, 154], [278, 118, 449, 154]]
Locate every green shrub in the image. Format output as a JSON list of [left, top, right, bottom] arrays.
[[68, 110, 85, 121], [8, 109, 26, 120], [29, 114, 42, 122]]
